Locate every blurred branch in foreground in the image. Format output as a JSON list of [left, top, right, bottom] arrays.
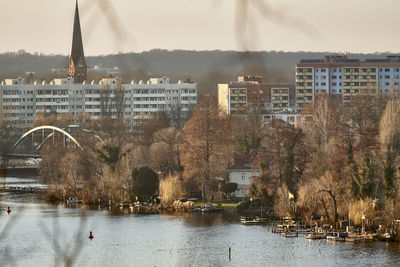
[[39, 210, 88, 267]]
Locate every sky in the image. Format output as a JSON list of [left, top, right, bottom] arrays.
[[0, 0, 400, 55]]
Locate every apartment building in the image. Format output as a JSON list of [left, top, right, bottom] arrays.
[[218, 76, 296, 114], [0, 77, 197, 128], [296, 55, 400, 110], [0, 2, 197, 128]]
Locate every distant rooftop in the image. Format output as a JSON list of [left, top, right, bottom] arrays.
[[230, 76, 263, 85], [229, 152, 257, 170], [299, 55, 400, 64]]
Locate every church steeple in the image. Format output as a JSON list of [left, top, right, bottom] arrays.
[[68, 0, 87, 84]]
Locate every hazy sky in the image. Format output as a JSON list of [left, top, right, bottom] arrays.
[[0, 0, 400, 55]]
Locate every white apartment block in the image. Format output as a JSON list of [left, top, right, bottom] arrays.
[[0, 76, 197, 128]]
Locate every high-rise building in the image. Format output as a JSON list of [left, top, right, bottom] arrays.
[[296, 55, 400, 110], [218, 76, 298, 125], [68, 1, 87, 84], [218, 76, 296, 114], [0, 77, 197, 128]]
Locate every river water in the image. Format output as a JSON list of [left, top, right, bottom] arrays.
[[1, 177, 400, 267]]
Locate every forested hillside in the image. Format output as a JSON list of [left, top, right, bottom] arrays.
[[1, 49, 396, 95]]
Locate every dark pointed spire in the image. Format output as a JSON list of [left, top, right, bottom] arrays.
[[68, 0, 87, 83], [71, 0, 85, 64]]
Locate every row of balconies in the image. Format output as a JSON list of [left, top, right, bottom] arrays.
[[343, 70, 377, 74], [343, 79, 376, 83], [296, 97, 313, 101], [296, 91, 313, 95], [272, 93, 289, 96], [295, 86, 313, 89]]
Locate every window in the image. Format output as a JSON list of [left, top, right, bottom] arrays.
[[321, 82, 326, 86], [321, 69, 326, 72], [241, 173, 246, 180]]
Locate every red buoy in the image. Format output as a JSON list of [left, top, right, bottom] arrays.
[[89, 231, 94, 239], [6, 207, 11, 214]]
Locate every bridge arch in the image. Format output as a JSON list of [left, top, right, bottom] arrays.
[[13, 125, 84, 151], [35, 128, 103, 151]]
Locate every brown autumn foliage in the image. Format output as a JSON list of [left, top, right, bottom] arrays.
[[151, 127, 184, 177], [295, 94, 397, 227], [181, 94, 233, 198], [30, 85, 400, 231]]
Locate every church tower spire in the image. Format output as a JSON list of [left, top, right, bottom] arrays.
[[68, 0, 87, 83]]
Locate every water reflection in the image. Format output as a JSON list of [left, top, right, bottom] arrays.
[[1, 178, 400, 266]]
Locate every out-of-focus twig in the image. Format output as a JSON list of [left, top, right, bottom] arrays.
[[80, 0, 135, 49], [217, 0, 320, 67], [39, 209, 88, 267], [0, 207, 24, 267]]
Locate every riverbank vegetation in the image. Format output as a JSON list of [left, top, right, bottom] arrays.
[[17, 91, 400, 235]]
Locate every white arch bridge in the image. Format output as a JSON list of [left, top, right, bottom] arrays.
[[8, 125, 103, 158]]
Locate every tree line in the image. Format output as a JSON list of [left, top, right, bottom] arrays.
[[5, 88, 400, 231]]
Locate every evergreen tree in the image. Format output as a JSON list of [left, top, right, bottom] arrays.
[[352, 156, 375, 200], [383, 148, 395, 199]]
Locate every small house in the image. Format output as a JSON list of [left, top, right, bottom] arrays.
[[228, 153, 260, 197]]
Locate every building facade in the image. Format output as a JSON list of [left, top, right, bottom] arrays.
[[0, 77, 197, 128], [0, 1, 197, 128], [228, 154, 260, 198], [296, 55, 400, 110], [218, 76, 296, 114]]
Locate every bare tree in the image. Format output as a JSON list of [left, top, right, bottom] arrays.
[[0, 113, 18, 178], [151, 127, 184, 177], [256, 119, 307, 194], [181, 95, 232, 199], [297, 171, 341, 228], [300, 94, 343, 150]]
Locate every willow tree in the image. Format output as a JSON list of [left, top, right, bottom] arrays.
[[298, 171, 340, 228], [151, 127, 184, 177]]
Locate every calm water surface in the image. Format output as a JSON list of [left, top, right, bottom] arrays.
[[1, 177, 400, 267]]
